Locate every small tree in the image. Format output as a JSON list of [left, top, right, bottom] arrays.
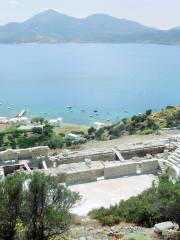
[[31, 117, 45, 125], [0, 173, 26, 240], [88, 127, 96, 135], [48, 134, 64, 149], [43, 124, 53, 136], [145, 109, 152, 116], [23, 172, 79, 240], [32, 127, 43, 135]]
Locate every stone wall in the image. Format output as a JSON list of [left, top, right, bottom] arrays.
[[141, 159, 159, 174], [120, 145, 166, 160], [64, 170, 98, 185], [18, 149, 32, 159], [0, 149, 19, 161], [0, 146, 49, 162], [59, 152, 115, 164], [48, 145, 167, 168], [44, 158, 160, 185], [31, 147, 49, 159], [104, 162, 137, 179], [49, 151, 115, 167], [104, 160, 159, 179]]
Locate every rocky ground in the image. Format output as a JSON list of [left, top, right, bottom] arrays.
[[81, 130, 180, 151], [61, 216, 161, 240]]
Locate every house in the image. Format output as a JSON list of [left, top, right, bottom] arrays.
[[49, 117, 63, 127], [9, 117, 29, 125], [67, 133, 81, 141], [94, 121, 112, 130]]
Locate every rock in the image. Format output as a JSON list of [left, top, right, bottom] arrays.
[[108, 231, 124, 239], [146, 154, 152, 159], [154, 222, 179, 233], [78, 237, 93, 240], [110, 226, 120, 233], [162, 230, 180, 240]]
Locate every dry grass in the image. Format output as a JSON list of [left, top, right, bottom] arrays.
[[0, 123, 10, 132], [54, 123, 89, 135]]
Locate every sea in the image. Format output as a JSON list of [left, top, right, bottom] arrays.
[[0, 43, 180, 125]]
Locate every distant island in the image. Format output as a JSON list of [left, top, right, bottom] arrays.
[[0, 9, 180, 44]]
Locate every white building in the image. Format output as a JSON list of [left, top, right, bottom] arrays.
[[0, 167, 5, 180], [9, 117, 29, 125], [49, 118, 63, 127], [67, 133, 81, 141], [94, 121, 112, 130]]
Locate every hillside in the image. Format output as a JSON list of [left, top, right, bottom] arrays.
[[0, 9, 180, 44], [95, 106, 180, 141]]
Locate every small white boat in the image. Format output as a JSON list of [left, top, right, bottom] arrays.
[[67, 106, 72, 109], [16, 110, 26, 118]]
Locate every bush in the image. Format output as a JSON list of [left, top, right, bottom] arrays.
[[17, 136, 39, 148], [90, 176, 180, 227], [0, 172, 79, 240], [31, 117, 45, 124], [123, 233, 152, 240], [32, 127, 43, 134], [88, 127, 96, 135], [47, 135, 65, 149]]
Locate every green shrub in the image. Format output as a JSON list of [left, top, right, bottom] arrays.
[[123, 233, 152, 240], [90, 176, 180, 227]]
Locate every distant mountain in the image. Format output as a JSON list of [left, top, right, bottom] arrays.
[[0, 9, 180, 44]]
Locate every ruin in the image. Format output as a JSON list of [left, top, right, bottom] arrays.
[[0, 146, 49, 175], [0, 139, 179, 183]]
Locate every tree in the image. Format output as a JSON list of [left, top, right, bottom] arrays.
[[90, 176, 180, 227], [43, 124, 53, 136], [0, 173, 26, 240], [88, 127, 96, 135], [166, 106, 175, 110], [48, 135, 64, 149], [0, 133, 4, 147], [95, 128, 105, 140], [32, 127, 43, 135], [22, 172, 79, 240], [31, 117, 45, 125], [145, 109, 152, 116], [17, 136, 37, 148]]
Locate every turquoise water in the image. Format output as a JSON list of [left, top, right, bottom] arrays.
[[0, 43, 180, 125]]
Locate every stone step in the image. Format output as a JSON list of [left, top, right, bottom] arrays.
[[169, 157, 178, 165], [175, 152, 180, 158], [170, 155, 180, 163], [158, 161, 166, 174], [111, 148, 125, 162], [174, 151, 180, 157]]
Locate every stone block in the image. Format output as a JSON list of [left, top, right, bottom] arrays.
[[104, 162, 137, 179]]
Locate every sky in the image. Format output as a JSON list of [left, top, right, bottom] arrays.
[[0, 0, 180, 29]]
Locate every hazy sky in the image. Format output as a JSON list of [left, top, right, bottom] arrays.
[[0, 0, 180, 29]]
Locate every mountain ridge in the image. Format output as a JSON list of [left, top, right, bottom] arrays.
[[0, 9, 180, 44]]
